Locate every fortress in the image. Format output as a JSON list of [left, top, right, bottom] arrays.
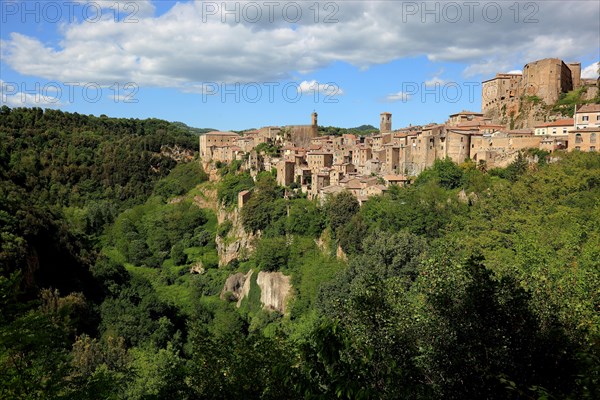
[[482, 58, 598, 124]]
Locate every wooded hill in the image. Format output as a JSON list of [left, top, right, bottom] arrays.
[[1, 107, 599, 399]]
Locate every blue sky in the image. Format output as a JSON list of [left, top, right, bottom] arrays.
[[1, 0, 599, 130]]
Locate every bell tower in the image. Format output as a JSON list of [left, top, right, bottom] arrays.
[[380, 112, 392, 132]]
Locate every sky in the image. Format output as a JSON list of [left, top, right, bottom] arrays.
[[1, 0, 599, 130]]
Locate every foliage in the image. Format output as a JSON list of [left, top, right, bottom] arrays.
[[216, 220, 233, 238], [254, 237, 289, 271], [255, 142, 281, 157], [0, 106, 197, 212], [240, 174, 285, 233], [415, 157, 464, 189], [323, 190, 359, 236], [153, 161, 208, 199], [318, 124, 379, 136], [217, 171, 254, 206], [108, 197, 209, 267], [2, 106, 600, 398], [285, 199, 324, 238]]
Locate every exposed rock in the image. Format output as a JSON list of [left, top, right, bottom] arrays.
[[220, 270, 253, 307], [256, 271, 291, 314], [216, 206, 258, 267], [189, 261, 205, 274], [202, 161, 222, 183], [168, 196, 184, 204], [160, 144, 194, 162], [336, 245, 347, 261], [458, 189, 479, 205], [583, 86, 599, 101], [193, 188, 217, 211]]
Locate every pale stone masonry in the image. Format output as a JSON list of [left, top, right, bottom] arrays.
[[199, 58, 600, 202]]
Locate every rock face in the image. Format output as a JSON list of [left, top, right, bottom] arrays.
[[220, 270, 253, 307], [220, 270, 292, 314], [256, 271, 291, 314], [215, 207, 258, 267], [189, 260, 205, 274]]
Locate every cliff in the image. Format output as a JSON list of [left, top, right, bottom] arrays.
[[215, 206, 258, 267], [220, 269, 291, 314]]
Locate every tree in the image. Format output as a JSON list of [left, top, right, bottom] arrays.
[[241, 174, 285, 233], [286, 198, 324, 237], [323, 191, 359, 236], [255, 237, 289, 271]]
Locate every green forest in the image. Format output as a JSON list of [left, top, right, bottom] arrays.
[[1, 106, 599, 399]]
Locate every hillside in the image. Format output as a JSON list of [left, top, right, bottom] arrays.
[[1, 107, 600, 399]]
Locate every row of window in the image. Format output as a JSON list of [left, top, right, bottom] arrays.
[[580, 115, 600, 122], [574, 133, 597, 143], [574, 146, 596, 151]]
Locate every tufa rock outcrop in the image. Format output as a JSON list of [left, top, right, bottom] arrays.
[[215, 206, 258, 267], [256, 271, 291, 314], [220, 270, 292, 314], [220, 270, 253, 307]]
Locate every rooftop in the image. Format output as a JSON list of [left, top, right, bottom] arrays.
[[577, 104, 600, 113]]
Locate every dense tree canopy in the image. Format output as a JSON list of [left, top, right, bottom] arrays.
[[1, 107, 599, 399]]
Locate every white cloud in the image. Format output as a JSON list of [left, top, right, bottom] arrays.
[[425, 77, 446, 87], [297, 80, 344, 96], [384, 91, 411, 102], [507, 70, 523, 74], [1, 1, 598, 89], [582, 62, 600, 79]]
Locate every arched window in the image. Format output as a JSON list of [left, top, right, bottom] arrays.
[[575, 133, 583, 144]]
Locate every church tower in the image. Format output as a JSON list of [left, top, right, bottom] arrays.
[[380, 112, 392, 132]]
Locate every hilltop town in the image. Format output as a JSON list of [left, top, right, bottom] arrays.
[[200, 58, 600, 203]]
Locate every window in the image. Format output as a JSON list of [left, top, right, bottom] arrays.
[[562, 128, 567, 134], [583, 116, 589, 122], [591, 133, 597, 143], [591, 146, 596, 152], [575, 134, 583, 143], [575, 146, 581, 151]]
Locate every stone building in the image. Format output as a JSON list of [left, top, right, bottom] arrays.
[[520, 58, 576, 105], [569, 127, 599, 152], [307, 152, 334, 172], [481, 58, 583, 122], [574, 104, 600, 129], [276, 160, 296, 186], [380, 112, 392, 132], [534, 119, 574, 136], [199, 131, 240, 162], [285, 112, 319, 148]]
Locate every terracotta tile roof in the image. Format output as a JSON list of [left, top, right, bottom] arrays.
[[205, 131, 240, 136], [577, 104, 600, 113], [535, 119, 574, 128]]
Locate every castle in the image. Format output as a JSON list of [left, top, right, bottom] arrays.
[[482, 58, 598, 126]]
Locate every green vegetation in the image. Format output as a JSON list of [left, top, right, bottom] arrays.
[[217, 171, 254, 206], [254, 142, 281, 157], [1, 106, 600, 399], [552, 87, 600, 117], [318, 124, 379, 136], [524, 94, 542, 104]]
